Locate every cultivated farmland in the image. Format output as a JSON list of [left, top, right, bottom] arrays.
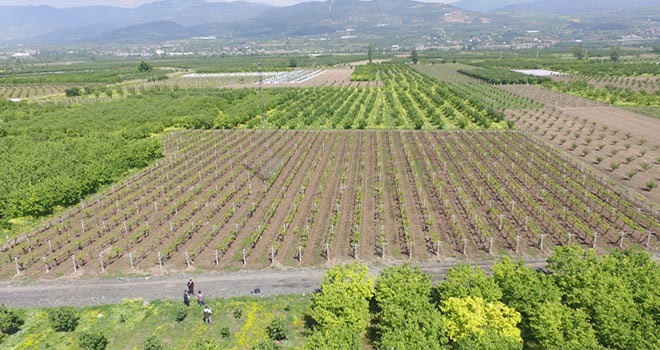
[[0, 84, 70, 99], [2, 130, 657, 279]]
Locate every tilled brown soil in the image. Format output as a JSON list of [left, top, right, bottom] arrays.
[[2, 131, 657, 280], [509, 107, 660, 204]]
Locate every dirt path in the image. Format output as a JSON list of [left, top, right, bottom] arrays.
[[0, 259, 548, 308]]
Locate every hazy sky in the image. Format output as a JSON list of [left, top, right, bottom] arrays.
[[0, 0, 459, 7]]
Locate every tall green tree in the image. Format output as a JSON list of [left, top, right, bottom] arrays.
[[528, 302, 599, 350], [373, 264, 446, 349], [548, 247, 659, 349], [441, 296, 522, 350], [368, 44, 374, 64], [306, 263, 374, 333], [138, 61, 153, 73], [411, 48, 419, 64], [571, 45, 585, 60], [435, 263, 502, 303], [610, 47, 622, 62]]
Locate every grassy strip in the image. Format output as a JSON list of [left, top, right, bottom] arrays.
[[2, 295, 308, 349]]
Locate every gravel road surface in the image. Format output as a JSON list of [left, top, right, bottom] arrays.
[[0, 259, 547, 308]]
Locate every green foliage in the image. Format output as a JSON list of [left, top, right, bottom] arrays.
[[548, 247, 659, 349], [143, 335, 163, 350], [435, 263, 503, 302], [373, 264, 446, 349], [458, 68, 550, 85], [193, 337, 220, 350], [138, 61, 153, 73], [303, 325, 360, 350], [233, 308, 243, 319], [367, 44, 373, 64], [528, 302, 599, 350], [0, 88, 281, 229], [47, 307, 79, 332], [350, 64, 380, 81], [64, 86, 82, 97], [543, 80, 659, 107], [307, 263, 374, 334], [174, 305, 188, 322], [411, 48, 419, 64], [288, 58, 298, 68], [452, 328, 523, 350], [219, 326, 231, 338], [571, 45, 585, 60], [0, 306, 23, 336], [610, 47, 622, 62], [253, 339, 282, 350], [441, 296, 522, 349], [266, 318, 287, 341], [78, 330, 108, 350]]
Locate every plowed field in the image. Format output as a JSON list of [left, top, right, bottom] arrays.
[[2, 130, 657, 279]]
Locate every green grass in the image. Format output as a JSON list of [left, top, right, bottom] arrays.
[[3, 295, 309, 349], [623, 106, 660, 119]]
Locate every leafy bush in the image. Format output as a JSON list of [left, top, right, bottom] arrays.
[[219, 326, 231, 338], [266, 318, 288, 341], [374, 264, 446, 349], [174, 305, 188, 322], [78, 330, 108, 350], [47, 307, 79, 332], [303, 326, 360, 350], [232, 308, 242, 319], [144, 335, 163, 350], [307, 263, 374, 334], [0, 306, 24, 335], [253, 339, 282, 350], [64, 87, 82, 97]]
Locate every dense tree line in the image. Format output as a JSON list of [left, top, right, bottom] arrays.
[[305, 246, 659, 349], [0, 88, 288, 229], [458, 68, 550, 85], [472, 59, 659, 77]]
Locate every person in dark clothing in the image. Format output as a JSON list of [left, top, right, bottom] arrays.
[[187, 279, 194, 296], [183, 290, 190, 306]]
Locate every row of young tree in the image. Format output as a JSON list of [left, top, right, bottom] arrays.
[[304, 246, 659, 349]]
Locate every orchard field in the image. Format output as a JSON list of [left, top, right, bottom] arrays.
[[2, 130, 657, 278]]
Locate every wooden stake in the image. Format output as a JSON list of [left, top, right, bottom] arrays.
[[488, 237, 494, 255], [298, 245, 303, 264], [72, 255, 77, 273], [99, 254, 104, 272], [242, 249, 247, 266], [129, 253, 134, 270], [158, 251, 163, 268], [15, 257, 20, 275], [43, 257, 49, 273], [539, 234, 545, 250], [435, 240, 440, 256], [462, 238, 467, 256], [325, 242, 330, 261], [619, 231, 625, 248], [515, 235, 520, 254], [646, 232, 652, 248], [592, 232, 598, 248]]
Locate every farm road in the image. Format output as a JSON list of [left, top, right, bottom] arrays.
[[0, 258, 547, 308]]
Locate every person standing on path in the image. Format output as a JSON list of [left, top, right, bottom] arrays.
[[203, 306, 212, 324], [183, 290, 190, 306], [187, 279, 195, 296], [197, 291, 205, 306]]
